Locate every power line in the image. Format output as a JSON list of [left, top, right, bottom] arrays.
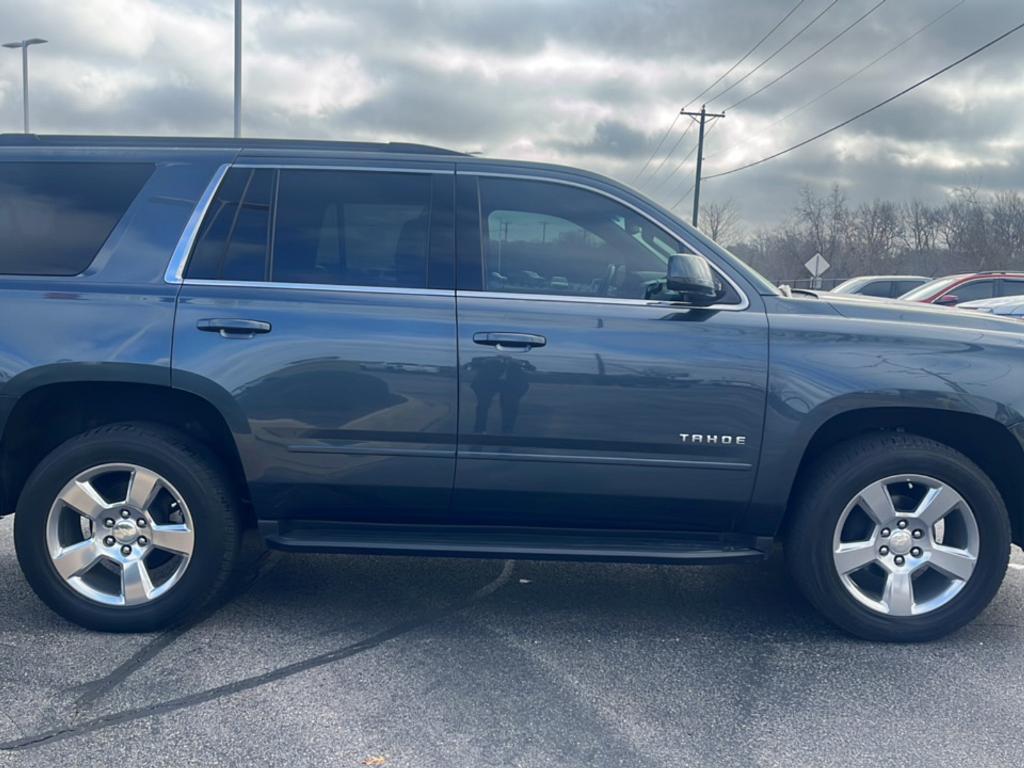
[[723, 0, 890, 113], [671, 183, 697, 211], [632, 113, 680, 182], [649, 138, 700, 195], [641, 121, 695, 188], [633, 0, 810, 182], [703, 19, 1024, 180], [706, 0, 843, 106], [707, 0, 966, 161], [654, 119, 725, 197], [684, 0, 809, 110]]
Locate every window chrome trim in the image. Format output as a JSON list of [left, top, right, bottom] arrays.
[[164, 163, 231, 285], [462, 290, 738, 309], [459, 170, 750, 312], [182, 278, 454, 297]]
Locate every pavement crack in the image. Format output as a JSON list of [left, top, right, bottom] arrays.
[[71, 549, 279, 712], [1, 559, 514, 753], [0, 711, 20, 741]]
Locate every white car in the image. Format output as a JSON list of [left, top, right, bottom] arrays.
[[957, 295, 1024, 319]]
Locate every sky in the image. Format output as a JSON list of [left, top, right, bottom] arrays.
[[0, 0, 1022, 232]]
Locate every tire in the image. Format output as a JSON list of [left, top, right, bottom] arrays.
[[13, 422, 241, 632], [786, 432, 1011, 642]]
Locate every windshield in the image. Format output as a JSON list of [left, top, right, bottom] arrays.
[[899, 276, 959, 300]]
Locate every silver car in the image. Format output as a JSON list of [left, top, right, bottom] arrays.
[[958, 295, 1024, 319]]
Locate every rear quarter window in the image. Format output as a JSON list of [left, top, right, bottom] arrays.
[[0, 161, 154, 276]]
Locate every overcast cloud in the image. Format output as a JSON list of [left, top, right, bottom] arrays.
[[0, 0, 1022, 229]]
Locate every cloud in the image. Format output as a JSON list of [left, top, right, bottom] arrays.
[[0, 0, 1021, 228]]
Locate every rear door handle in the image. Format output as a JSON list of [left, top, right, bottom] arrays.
[[197, 318, 272, 338], [472, 332, 547, 351]]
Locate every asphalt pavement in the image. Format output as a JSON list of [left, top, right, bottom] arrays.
[[1, 516, 1022, 767]]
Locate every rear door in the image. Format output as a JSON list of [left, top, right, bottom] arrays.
[[451, 172, 769, 532], [172, 160, 459, 523]]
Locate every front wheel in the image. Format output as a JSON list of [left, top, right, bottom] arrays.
[[786, 433, 1011, 642], [14, 423, 241, 632]]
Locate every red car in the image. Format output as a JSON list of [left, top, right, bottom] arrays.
[[899, 271, 1024, 305]]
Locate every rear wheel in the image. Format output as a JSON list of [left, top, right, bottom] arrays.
[[786, 433, 1010, 641], [14, 423, 241, 632]]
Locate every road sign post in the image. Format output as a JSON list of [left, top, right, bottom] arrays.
[[804, 252, 830, 290]]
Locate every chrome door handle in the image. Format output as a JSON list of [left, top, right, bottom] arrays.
[[197, 318, 272, 338], [472, 332, 547, 351]]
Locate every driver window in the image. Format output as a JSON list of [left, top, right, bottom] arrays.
[[479, 177, 698, 300]]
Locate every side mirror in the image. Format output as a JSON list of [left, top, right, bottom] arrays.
[[666, 253, 722, 305], [934, 294, 959, 306]]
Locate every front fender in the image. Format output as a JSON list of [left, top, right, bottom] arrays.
[[739, 301, 1024, 536]]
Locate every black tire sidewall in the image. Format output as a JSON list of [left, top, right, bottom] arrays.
[[789, 438, 1011, 642], [14, 425, 239, 632]]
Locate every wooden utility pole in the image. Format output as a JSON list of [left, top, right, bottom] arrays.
[[681, 105, 725, 228]]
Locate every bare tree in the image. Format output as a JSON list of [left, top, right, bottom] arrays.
[[727, 184, 1024, 284], [850, 200, 902, 271], [700, 199, 742, 244], [796, 184, 848, 264]]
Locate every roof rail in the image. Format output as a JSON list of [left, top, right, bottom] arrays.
[[0, 133, 465, 156]]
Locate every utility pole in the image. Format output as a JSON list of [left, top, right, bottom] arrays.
[[2, 38, 47, 133], [234, 0, 241, 138], [680, 105, 725, 229]]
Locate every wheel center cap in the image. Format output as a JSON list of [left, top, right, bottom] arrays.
[[113, 519, 139, 545], [889, 529, 913, 555]]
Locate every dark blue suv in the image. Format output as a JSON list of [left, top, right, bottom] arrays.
[[2, 135, 1024, 641]]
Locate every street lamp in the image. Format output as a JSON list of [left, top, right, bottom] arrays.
[[234, 0, 241, 137], [2, 38, 47, 133]]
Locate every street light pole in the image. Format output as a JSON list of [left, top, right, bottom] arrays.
[[2, 38, 47, 133], [234, 0, 241, 138]]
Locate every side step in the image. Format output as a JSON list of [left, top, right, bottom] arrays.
[[259, 521, 771, 565]]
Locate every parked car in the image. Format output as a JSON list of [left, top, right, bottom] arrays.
[[830, 275, 928, 299], [958, 296, 1024, 319], [2, 135, 1024, 642], [898, 271, 1024, 305]]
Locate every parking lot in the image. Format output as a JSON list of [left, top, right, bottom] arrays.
[[1, 517, 1023, 767]]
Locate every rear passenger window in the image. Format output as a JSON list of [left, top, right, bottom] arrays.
[[893, 280, 923, 297], [272, 170, 432, 288], [186, 168, 273, 281], [858, 281, 892, 298], [0, 161, 153, 275]]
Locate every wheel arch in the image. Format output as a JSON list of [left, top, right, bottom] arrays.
[[781, 407, 1024, 545], [0, 380, 253, 526]]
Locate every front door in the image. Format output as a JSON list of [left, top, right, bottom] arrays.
[[453, 174, 768, 532], [172, 163, 459, 522]]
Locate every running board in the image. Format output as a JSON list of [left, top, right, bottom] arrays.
[[259, 521, 771, 565]]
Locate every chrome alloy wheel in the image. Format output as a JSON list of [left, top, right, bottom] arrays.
[[44, 463, 195, 607], [832, 474, 980, 617]]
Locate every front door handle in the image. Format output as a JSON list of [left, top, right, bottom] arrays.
[[197, 318, 272, 338], [472, 332, 547, 351]]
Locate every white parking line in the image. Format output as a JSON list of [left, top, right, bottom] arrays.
[[1009, 563, 1024, 571]]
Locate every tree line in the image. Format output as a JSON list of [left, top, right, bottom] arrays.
[[704, 186, 1024, 285]]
